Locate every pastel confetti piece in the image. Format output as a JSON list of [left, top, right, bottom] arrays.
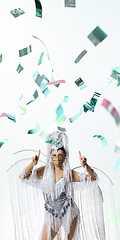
[[65, 0, 76, 7], [74, 50, 87, 64], [83, 92, 101, 113], [101, 98, 120, 125], [51, 69, 60, 87], [28, 119, 40, 134], [42, 75, 50, 83], [63, 96, 69, 103], [16, 63, 24, 73], [87, 26, 107, 46], [33, 70, 50, 97], [10, 8, 25, 18], [0, 54, 2, 63], [38, 51, 44, 65], [93, 135, 107, 147], [75, 77, 86, 90], [19, 94, 27, 114], [69, 106, 83, 123], [0, 139, 8, 148], [46, 80, 65, 86], [33, 90, 38, 99], [108, 204, 120, 227], [32, 35, 50, 61], [45, 140, 62, 148], [114, 139, 120, 153], [57, 126, 66, 132], [7, 114, 16, 122], [113, 158, 120, 171], [0, 113, 7, 117], [56, 104, 64, 123], [19, 45, 32, 57], [34, 0, 42, 18], [54, 117, 66, 126]]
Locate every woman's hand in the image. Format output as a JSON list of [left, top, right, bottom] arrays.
[[79, 151, 87, 167], [32, 150, 41, 166]]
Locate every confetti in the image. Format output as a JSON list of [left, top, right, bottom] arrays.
[[111, 67, 120, 87], [113, 158, 120, 172], [0, 112, 16, 122], [65, 0, 76, 7], [38, 51, 44, 65], [75, 77, 86, 90], [46, 80, 65, 86], [54, 117, 66, 126], [19, 45, 32, 57], [63, 96, 69, 103], [56, 104, 64, 123], [51, 69, 60, 87], [69, 106, 83, 123], [57, 126, 66, 132], [93, 135, 107, 147], [32, 35, 50, 60], [26, 90, 38, 105], [45, 140, 62, 148], [114, 139, 120, 153], [87, 26, 107, 46], [10, 8, 25, 18], [19, 94, 26, 114], [108, 204, 120, 227], [16, 63, 24, 73], [42, 75, 50, 83], [28, 119, 40, 134], [74, 50, 87, 64], [0, 139, 8, 148], [34, 0, 42, 18], [83, 92, 101, 113], [33, 70, 50, 97], [0, 54, 2, 63], [101, 98, 120, 125]]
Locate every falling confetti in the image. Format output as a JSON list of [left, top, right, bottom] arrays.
[[83, 92, 101, 113], [28, 119, 40, 134], [33, 70, 50, 97], [114, 139, 120, 153], [19, 45, 32, 57], [87, 26, 107, 46], [0, 139, 8, 148], [57, 126, 66, 132], [46, 80, 65, 86], [75, 77, 86, 90], [74, 50, 87, 64], [69, 106, 83, 123], [16, 63, 24, 73], [19, 94, 27, 114], [56, 104, 64, 123], [108, 204, 120, 227], [93, 135, 107, 147], [63, 96, 69, 103], [113, 158, 120, 172], [0, 54, 2, 63], [0, 112, 16, 122], [34, 0, 42, 18], [10, 8, 25, 18], [45, 140, 62, 148], [38, 51, 44, 65], [101, 98, 120, 125], [65, 0, 76, 7], [32, 35, 50, 60]]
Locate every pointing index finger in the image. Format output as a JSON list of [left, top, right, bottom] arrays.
[[38, 150, 41, 159], [79, 151, 82, 158]]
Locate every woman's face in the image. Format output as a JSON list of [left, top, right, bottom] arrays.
[[51, 149, 65, 167]]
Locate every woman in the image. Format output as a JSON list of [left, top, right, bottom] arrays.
[[19, 131, 99, 240]]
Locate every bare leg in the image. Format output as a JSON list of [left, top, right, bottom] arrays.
[[68, 217, 77, 240], [41, 224, 58, 240]]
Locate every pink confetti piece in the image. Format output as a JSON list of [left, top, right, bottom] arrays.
[[0, 113, 7, 117], [46, 80, 65, 86], [101, 98, 120, 125]]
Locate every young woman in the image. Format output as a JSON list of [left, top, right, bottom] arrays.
[[19, 131, 99, 240]]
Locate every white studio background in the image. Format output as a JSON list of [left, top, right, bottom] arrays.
[[0, 0, 120, 239]]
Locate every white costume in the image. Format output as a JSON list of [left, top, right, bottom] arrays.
[[8, 131, 120, 240]]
